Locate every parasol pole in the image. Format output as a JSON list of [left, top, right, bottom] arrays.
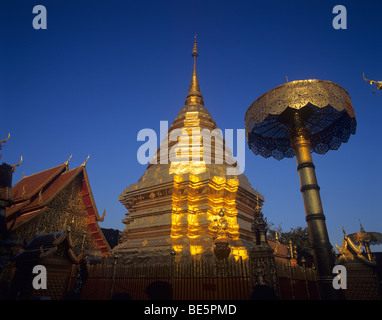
[[289, 111, 339, 300]]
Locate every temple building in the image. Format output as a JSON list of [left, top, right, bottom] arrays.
[[335, 226, 382, 299], [114, 39, 264, 264], [5, 156, 110, 260]]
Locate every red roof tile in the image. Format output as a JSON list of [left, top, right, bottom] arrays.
[[11, 164, 67, 202]]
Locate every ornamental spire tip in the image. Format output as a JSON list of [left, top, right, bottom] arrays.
[[185, 35, 203, 105]]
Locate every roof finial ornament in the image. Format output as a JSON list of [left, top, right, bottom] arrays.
[[11, 156, 23, 172], [359, 220, 366, 233], [98, 209, 106, 222], [0, 133, 10, 160], [363, 72, 382, 94], [81, 154, 90, 167], [64, 154, 72, 166], [0, 132, 10, 147]]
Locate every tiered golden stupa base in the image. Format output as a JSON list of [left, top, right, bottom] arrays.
[[113, 163, 263, 265]]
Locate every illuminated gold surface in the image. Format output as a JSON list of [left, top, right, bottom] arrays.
[[114, 40, 262, 263], [245, 79, 355, 133], [185, 36, 204, 106]]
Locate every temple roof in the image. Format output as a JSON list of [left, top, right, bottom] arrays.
[[6, 160, 110, 256], [11, 164, 67, 204], [12, 229, 83, 264], [335, 227, 376, 266], [268, 240, 289, 258]]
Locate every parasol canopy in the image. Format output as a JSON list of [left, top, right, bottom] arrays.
[[245, 80, 357, 160], [348, 231, 382, 246]]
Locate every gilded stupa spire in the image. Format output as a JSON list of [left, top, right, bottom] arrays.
[[185, 35, 204, 106]]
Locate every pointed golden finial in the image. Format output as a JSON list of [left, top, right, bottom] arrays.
[[359, 220, 366, 233], [64, 154, 72, 166], [11, 156, 23, 172], [97, 209, 106, 222], [0, 132, 10, 147], [81, 154, 90, 167], [255, 195, 261, 213], [0, 133, 10, 160], [363, 72, 382, 93], [185, 34, 204, 106]]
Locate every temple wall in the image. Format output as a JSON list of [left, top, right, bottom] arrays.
[[14, 176, 98, 250]]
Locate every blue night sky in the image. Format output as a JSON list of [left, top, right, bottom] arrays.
[[1, 1, 382, 252]]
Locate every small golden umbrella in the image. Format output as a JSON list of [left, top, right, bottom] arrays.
[[348, 223, 382, 260]]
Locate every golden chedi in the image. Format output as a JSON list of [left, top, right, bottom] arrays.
[[114, 38, 263, 264]]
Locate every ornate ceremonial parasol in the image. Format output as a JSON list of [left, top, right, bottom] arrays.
[[245, 79, 357, 299], [348, 223, 382, 260], [245, 80, 356, 160], [348, 231, 382, 245]]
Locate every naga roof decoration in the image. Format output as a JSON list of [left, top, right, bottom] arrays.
[[335, 227, 376, 266]]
